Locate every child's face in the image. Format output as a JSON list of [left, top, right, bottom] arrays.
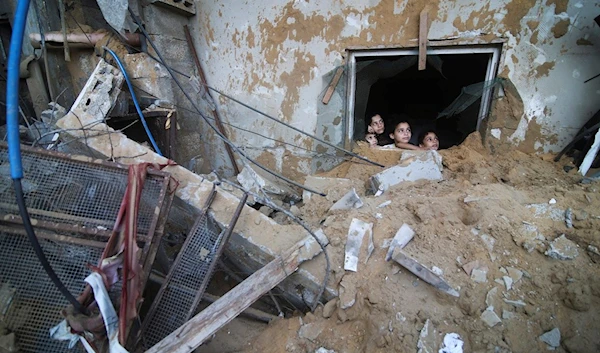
[[390, 122, 411, 144], [420, 132, 439, 150], [369, 115, 385, 135], [365, 133, 377, 147]]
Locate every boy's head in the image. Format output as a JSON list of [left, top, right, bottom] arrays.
[[389, 121, 412, 144], [368, 114, 385, 135], [418, 130, 439, 150], [365, 132, 378, 147]]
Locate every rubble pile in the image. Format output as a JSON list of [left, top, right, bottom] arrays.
[[229, 133, 600, 353]]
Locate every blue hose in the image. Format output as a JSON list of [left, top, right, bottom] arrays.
[[102, 47, 163, 157], [6, 0, 87, 314], [6, 0, 31, 179]]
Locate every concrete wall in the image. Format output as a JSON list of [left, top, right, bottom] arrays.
[[187, 0, 600, 177]]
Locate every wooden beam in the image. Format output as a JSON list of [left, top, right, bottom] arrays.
[[145, 237, 319, 353], [321, 67, 345, 105], [418, 10, 429, 71]]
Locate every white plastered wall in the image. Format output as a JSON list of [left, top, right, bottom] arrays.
[[189, 0, 600, 176]]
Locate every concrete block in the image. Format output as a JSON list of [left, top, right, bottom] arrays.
[[329, 188, 363, 211], [369, 150, 443, 193], [303, 176, 353, 202], [237, 165, 300, 201]]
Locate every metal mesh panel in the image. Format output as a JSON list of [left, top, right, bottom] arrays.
[[0, 231, 102, 353], [0, 145, 165, 235], [142, 214, 221, 347]]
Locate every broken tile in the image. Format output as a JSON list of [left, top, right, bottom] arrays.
[[480, 307, 502, 327], [502, 310, 515, 320], [485, 287, 499, 309], [329, 188, 363, 211], [480, 233, 497, 262], [503, 299, 526, 307], [503, 276, 513, 291], [506, 267, 523, 284], [539, 328, 561, 348], [385, 223, 415, 261], [462, 260, 480, 276], [377, 200, 392, 208], [545, 234, 579, 260], [417, 319, 437, 353], [471, 267, 488, 283], [369, 151, 443, 193]]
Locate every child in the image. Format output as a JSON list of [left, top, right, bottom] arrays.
[[387, 121, 422, 150], [418, 130, 440, 150], [365, 131, 378, 148]]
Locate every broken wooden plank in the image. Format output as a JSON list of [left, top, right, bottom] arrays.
[[145, 236, 323, 353], [390, 247, 459, 297], [418, 10, 429, 71], [322, 67, 344, 105]]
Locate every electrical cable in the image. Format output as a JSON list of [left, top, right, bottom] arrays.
[[6, 0, 87, 314], [102, 46, 163, 156], [128, 8, 326, 197], [102, 17, 383, 168]]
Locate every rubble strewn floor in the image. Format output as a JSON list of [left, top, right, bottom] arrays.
[[218, 133, 600, 353]]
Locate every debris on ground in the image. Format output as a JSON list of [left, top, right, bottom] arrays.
[[439, 333, 464, 353], [416, 319, 437, 353], [545, 234, 579, 260], [539, 327, 561, 348]]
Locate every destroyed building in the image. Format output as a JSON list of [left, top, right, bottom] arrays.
[[1, 0, 600, 352]]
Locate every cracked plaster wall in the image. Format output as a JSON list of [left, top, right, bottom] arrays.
[[188, 0, 600, 178]]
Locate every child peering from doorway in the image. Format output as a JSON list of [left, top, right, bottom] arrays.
[[386, 121, 439, 150], [365, 130, 379, 148], [418, 130, 440, 150]]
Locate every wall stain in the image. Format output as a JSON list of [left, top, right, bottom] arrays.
[[503, 0, 536, 36], [577, 38, 593, 46], [552, 19, 570, 38], [546, 0, 568, 14]]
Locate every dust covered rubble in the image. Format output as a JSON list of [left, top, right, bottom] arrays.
[[243, 136, 600, 353]]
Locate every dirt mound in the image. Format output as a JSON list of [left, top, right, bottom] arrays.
[[241, 133, 600, 353]]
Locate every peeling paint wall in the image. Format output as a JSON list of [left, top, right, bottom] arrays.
[[189, 0, 600, 177]]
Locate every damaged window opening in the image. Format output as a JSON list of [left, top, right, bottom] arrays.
[[346, 45, 501, 149]]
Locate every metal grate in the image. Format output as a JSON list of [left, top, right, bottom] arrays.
[[0, 144, 166, 237], [140, 212, 222, 348], [0, 230, 102, 353]]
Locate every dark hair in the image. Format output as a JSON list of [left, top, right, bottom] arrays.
[[366, 113, 382, 125], [391, 120, 411, 131], [418, 130, 438, 144]]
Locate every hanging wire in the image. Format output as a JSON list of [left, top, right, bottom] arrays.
[[127, 9, 327, 196]]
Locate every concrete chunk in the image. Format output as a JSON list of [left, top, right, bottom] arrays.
[[471, 267, 488, 283], [369, 150, 443, 193], [237, 165, 300, 200], [329, 188, 363, 211], [480, 307, 502, 327], [303, 176, 353, 202], [539, 328, 561, 348], [545, 234, 579, 260], [417, 319, 437, 353]]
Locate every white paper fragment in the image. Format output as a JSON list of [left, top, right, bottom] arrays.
[[439, 333, 464, 353]]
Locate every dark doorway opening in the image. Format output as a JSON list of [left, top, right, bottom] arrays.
[[353, 52, 493, 149]]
